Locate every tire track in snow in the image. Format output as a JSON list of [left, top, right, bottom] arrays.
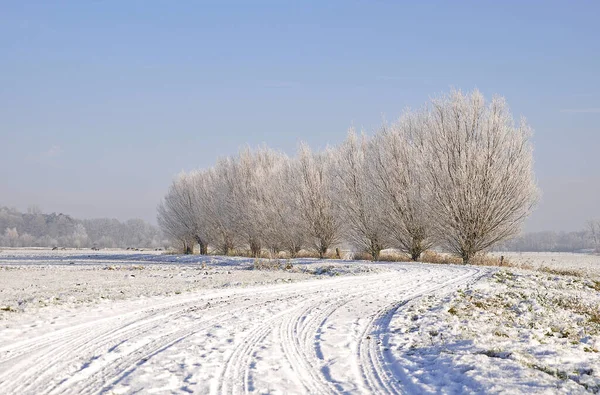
[[3, 291, 310, 395], [215, 275, 392, 394], [1, 297, 234, 393], [237, 267, 436, 394], [1, 289, 302, 394], [0, 263, 488, 394], [289, 271, 433, 394], [77, 295, 307, 395], [356, 266, 486, 394]]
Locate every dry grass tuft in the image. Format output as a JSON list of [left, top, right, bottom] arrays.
[[538, 266, 583, 278], [590, 310, 600, 325], [471, 254, 513, 267], [588, 280, 600, 292]]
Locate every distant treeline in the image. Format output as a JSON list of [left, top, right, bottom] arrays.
[[0, 206, 165, 248], [494, 228, 598, 253]]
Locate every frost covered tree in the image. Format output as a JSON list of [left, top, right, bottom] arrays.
[[157, 168, 243, 255], [250, 153, 308, 257], [296, 143, 340, 258], [421, 89, 539, 263], [4, 227, 19, 247], [205, 159, 240, 255], [19, 233, 35, 246], [239, 148, 307, 257], [369, 115, 434, 261], [228, 148, 274, 257], [330, 130, 388, 260], [587, 220, 600, 251], [71, 223, 89, 248], [157, 173, 197, 254], [185, 171, 215, 254]]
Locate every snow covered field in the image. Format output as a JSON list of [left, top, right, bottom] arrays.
[[1, 249, 599, 394], [493, 252, 600, 280]]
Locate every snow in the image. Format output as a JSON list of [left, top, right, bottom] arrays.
[[385, 269, 600, 393], [491, 252, 600, 279], [1, 249, 599, 394]]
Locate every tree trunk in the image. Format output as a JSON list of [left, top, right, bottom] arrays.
[[196, 237, 208, 255], [184, 241, 193, 255], [461, 249, 472, 265], [369, 247, 379, 261], [221, 234, 234, 256], [409, 237, 424, 261], [250, 239, 261, 258], [221, 238, 233, 256], [369, 239, 382, 261], [288, 245, 300, 259], [318, 240, 328, 259]]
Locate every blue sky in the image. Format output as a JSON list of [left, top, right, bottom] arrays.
[[1, 1, 599, 231]]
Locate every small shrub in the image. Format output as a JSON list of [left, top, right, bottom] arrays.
[[420, 251, 462, 265], [352, 250, 410, 262], [233, 249, 253, 258], [379, 251, 411, 262]]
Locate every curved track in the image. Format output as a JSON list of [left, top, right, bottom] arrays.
[[0, 263, 486, 394]]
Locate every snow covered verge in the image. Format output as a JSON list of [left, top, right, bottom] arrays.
[[0, 260, 484, 394], [492, 252, 600, 280], [388, 269, 600, 393], [1, 249, 600, 394]]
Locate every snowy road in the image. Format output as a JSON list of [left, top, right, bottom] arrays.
[[0, 263, 484, 394]]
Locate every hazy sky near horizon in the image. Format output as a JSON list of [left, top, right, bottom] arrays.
[[1, 1, 599, 232]]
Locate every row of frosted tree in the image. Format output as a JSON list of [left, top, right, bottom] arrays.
[[158, 90, 539, 264]]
